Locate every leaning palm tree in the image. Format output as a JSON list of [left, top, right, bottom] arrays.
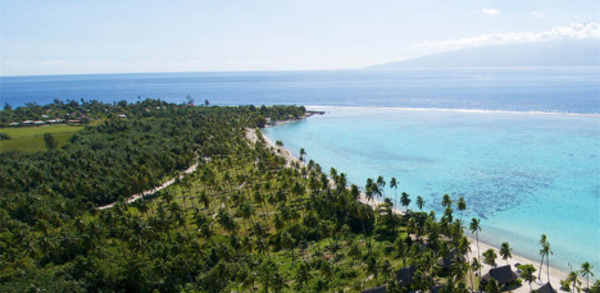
[[580, 261, 594, 291], [469, 218, 482, 277], [499, 242, 512, 265]]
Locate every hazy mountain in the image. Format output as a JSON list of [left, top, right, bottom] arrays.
[[368, 40, 600, 68]]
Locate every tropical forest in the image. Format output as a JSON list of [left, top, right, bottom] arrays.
[[0, 100, 597, 293]]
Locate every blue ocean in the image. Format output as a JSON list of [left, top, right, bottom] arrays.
[[1, 67, 599, 271]]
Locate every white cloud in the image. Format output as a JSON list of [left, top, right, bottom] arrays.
[[482, 8, 501, 15], [413, 22, 600, 52], [531, 11, 544, 19]]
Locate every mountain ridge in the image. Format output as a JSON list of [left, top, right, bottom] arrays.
[[367, 39, 600, 69]]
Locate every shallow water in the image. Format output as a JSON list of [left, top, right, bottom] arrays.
[[263, 106, 600, 271]]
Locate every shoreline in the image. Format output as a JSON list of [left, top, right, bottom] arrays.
[[250, 122, 590, 292]]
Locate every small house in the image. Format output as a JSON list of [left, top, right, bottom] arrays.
[[536, 282, 557, 293], [362, 286, 386, 293], [481, 265, 519, 286], [395, 265, 417, 287]]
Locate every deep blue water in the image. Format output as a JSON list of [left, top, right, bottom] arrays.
[[1, 67, 599, 272], [2, 67, 599, 114]]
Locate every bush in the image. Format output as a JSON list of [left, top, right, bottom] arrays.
[[560, 280, 571, 291], [0, 132, 10, 140]]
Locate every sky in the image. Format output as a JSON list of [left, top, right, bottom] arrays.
[[1, 0, 599, 76]]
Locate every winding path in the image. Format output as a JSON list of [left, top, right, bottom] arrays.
[[96, 162, 199, 210]]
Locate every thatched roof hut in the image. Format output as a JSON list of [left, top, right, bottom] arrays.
[[395, 265, 417, 287], [536, 282, 558, 293], [481, 265, 519, 285], [362, 285, 386, 293]]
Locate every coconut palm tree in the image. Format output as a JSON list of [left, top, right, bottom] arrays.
[[499, 242, 512, 265], [441, 194, 453, 208], [469, 218, 482, 277], [390, 177, 398, 207], [457, 196, 466, 222], [519, 264, 537, 291], [376, 175, 386, 197], [400, 192, 411, 211], [538, 234, 547, 281], [539, 238, 553, 282], [295, 261, 312, 291], [580, 261, 594, 291], [543, 242, 553, 283], [416, 195, 425, 211], [566, 271, 581, 293]]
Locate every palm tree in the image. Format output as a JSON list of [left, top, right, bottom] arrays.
[[580, 261, 594, 291], [499, 242, 512, 265], [416, 195, 425, 211], [457, 196, 466, 222], [539, 237, 553, 282], [390, 177, 398, 207], [469, 218, 482, 277], [441, 194, 453, 208], [394, 237, 408, 266], [371, 184, 383, 202], [566, 271, 581, 293], [519, 264, 537, 291], [376, 175, 386, 195], [295, 261, 312, 291], [543, 242, 553, 283], [483, 248, 498, 268], [538, 234, 547, 281], [400, 192, 411, 211], [471, 257, 481, 288]]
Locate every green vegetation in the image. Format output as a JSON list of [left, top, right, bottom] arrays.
[[0, 124, 84, 152], [0, 100, 595, 292]]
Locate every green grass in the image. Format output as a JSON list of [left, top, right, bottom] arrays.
[[0, 124, 84, 152]]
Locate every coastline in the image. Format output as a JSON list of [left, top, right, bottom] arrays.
[[251, 121, 585, 292]]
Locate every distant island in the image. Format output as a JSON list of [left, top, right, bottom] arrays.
[[367, 40, 600, 69]]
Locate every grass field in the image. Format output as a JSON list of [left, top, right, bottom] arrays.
[[0, 124, 85, 152]]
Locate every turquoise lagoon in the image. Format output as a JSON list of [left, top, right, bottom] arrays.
[[263, 106, 600, 271]]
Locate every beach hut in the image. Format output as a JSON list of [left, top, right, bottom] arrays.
[[395, 265, 417, 287], [362, 285, 386, 293], [481, 265, 519, 286], [536, 282, 557, 293]]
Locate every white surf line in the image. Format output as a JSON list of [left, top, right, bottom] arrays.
[[304, 105, 600, 118], [96, 161, 199, 210]]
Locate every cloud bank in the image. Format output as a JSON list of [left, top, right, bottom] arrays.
[[414, 22, 600, 51], [482, 8, 501, 15]]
